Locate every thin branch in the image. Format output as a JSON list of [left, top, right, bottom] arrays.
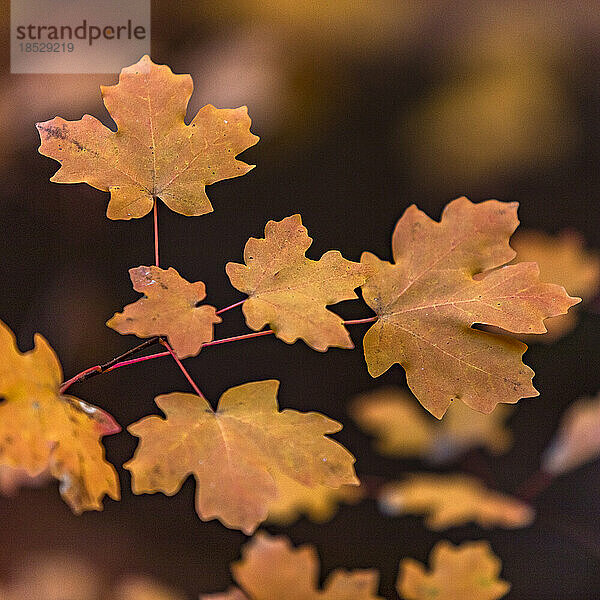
[[59, 316, 379, 390], [105, 351, 171, 372], [59, 336, 161, 393], [161, 339, 206, 400], [203, 329, 275, 347]]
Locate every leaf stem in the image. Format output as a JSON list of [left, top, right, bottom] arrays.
[[342, 316, 377, 325], [160, 339, 206, 400], [216, 299, 246, 315]]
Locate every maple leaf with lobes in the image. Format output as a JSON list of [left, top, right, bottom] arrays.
[[0, 320, 120, 512], [202, 531, 384, 600], [125, 380, 358, 533], [361, 197, 579, 417], [107, 265, 221, 358], [36, 55, 259, 220], [226, 214, 368, 351], [397, 540, 510, 600]]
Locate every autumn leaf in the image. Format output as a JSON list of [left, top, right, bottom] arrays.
[[350, 387, 435, 457], [379, 474, 534, 530], [542, 392, 600, 475], [36, 55, 259, 220], [397, 540, 510, 600], [510, 229, 600, 341], [351, 386, 512, 462], [107, 265, 221, 358], [266, 473, 364, 525], [0, 320, 119, 512], [125, 380, 358, 533], [226, 214, 368, 351], [0, 464, 50, 496], [361, 197, 579, 417], [201, 531, 384, 600]]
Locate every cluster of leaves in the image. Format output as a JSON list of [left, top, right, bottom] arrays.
[[2, 55, 599, 597]]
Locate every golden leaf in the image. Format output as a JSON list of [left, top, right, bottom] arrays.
[[380, 474, 534, 530], [107, 265, 221, 358], [37, 55, 259, 220], [361, 197, 579, 417], [205, 531, 384, 600], [0, 320, 119, 513], [351, 386, 512, 461], [397, 540, 510, 600], [125, 380, 358, 534], [226, 214, 368, 351]]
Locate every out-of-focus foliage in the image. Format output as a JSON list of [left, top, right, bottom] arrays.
[[0, 320, 119, 513], [266, 476, 364, 525], [125, 380, 358, 534], [37, 56, 259, 220], [350, 386, 513, 462], [202, 531, 384, 600], [379, 473, 534, 530], [397, 540, 510, 600], [360, 197, 578, 417], [107, 266, 221, 358], [511, 230, 600, 341], [402, 6, 580, 190], [227, 214, 368, 351], [0, 554, 185, 600], [542, 391, 600, 475]]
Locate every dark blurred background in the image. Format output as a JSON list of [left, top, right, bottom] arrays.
[[1, 1, 599, 598]]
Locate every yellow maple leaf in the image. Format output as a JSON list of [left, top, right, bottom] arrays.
[[380, 474, 534, 530], [107, 265, 222, 358], [0, 320, 119, 512], [125, 380, 358, 534], [351, 386, 512, 462], [360, 197, 579, 417], [36, 55, 259, 220], [226, 214, 369, 351], [201, 531, 383, 600], [397, 540, 510, 600]]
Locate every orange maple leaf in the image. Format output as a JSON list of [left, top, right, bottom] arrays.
[[107, 265, 221, 358], [36, 55, 259, 220], [397, 540, 510, 600], [201, 531, 383, 600], [351, 386, 513, 462], [361, 197, 579, 417], [226, 214, 368, 351], [0, 320, 119, 512], [380, 473, 534, 530], [125, 380, 358, 534]]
